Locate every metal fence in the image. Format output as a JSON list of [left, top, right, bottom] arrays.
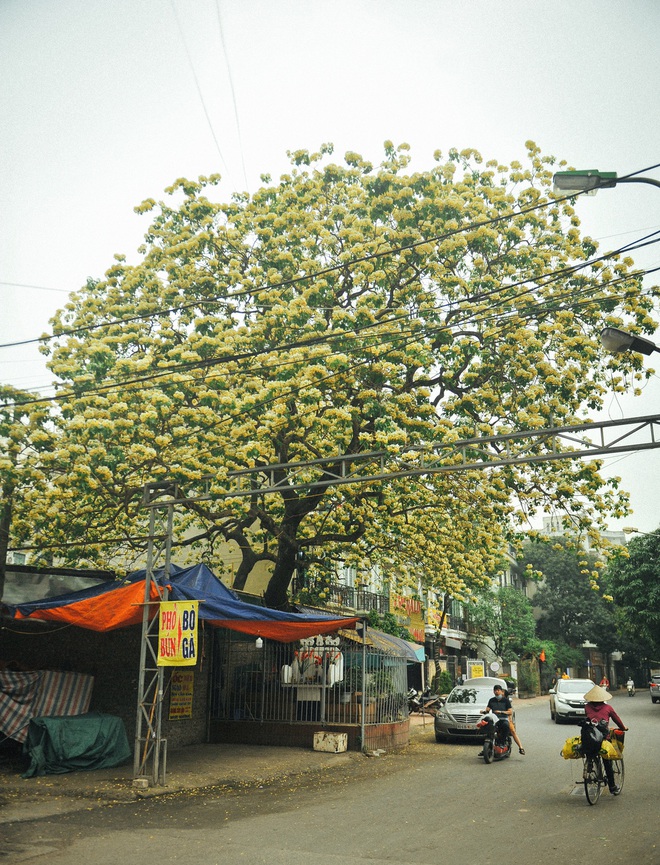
[[210, 629, 410, 751]]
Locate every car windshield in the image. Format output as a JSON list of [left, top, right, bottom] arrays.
[[559, 681, 592, 694], [447, 687, 492, 704]]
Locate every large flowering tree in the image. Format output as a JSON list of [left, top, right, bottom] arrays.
[[11, 142, 657, 608]]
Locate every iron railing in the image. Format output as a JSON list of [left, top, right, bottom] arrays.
[[210, 629, 409, 751]]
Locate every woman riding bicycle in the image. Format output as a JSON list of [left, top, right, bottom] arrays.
[[583, 684, 628, 794]]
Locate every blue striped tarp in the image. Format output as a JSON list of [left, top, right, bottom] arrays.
[[0, 670, 94, 743]]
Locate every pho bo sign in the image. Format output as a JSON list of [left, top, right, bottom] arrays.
[[158, 601, 199, 666]]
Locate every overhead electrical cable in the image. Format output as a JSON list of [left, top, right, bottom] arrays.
[[9, 270, 653, 457], [168, 0, 231, 177], [0, 281, 71, 294], [1, 214, 657, 386], [214, 0, 249, 193], [0, 186, 589, 351], [13, 273, 656, 491], [4, 162, 660, 352], [2, 250, 655, 412]]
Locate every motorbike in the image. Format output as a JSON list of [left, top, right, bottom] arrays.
[[477, 710, 512, 763], [627, 682, 636, 697], [407, 687, 422, 713], [407, 686, 442, 715]]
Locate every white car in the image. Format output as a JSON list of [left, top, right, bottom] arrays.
[[434, 676, 511, 742], [549, 678, 595, 723], [650, 674, 660, 703]]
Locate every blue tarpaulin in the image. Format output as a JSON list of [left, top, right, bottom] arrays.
[[6, 564, 359, 642]]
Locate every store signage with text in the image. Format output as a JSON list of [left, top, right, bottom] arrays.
[[158, 600, 199, 666]]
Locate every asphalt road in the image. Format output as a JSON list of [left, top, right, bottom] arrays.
[[1, 693, 657, 864]]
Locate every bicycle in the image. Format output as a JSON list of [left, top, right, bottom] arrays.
[[581, 749, 624, 805]]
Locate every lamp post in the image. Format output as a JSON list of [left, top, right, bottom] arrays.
[[553, 168, 660, 356], [600, 327, 659, 356], [553, 169, 660, 195]]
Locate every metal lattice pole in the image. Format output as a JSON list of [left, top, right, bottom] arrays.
[[133, 483, 175, 785]]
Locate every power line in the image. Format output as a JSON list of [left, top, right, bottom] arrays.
[[0, 185, 584, 351], [168, 0, 231, 177], [2, 251, 655, 412], [6, 271, 654, 477], [214, 0, 249, 193], [0, 281, 71, 294]]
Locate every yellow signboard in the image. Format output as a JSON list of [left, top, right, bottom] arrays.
[[158, 601, 199, 666], [467, 660, 485, 679], [169, 670, 195, 720]]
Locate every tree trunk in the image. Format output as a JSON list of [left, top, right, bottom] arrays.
[[263, 537, 298, 610]]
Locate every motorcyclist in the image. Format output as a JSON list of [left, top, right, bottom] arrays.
[[583, 684, 628, 795], [626, 677, 635, 695], [480, 684, 525, 755]]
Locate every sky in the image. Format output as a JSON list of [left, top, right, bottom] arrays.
[[2, 0, 660, 533]]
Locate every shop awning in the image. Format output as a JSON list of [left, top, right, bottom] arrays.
[[339, 627, 425, 662]]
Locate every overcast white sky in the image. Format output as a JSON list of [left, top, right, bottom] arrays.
[[2, 0, 660, 532]]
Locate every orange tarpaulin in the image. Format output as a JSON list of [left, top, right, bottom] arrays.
[[209, 617, 360, 642], [8, 564, 359, 642], [14, 579, 160, 632]]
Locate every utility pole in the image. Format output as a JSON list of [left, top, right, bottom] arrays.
[[133, 481, 176, 786]]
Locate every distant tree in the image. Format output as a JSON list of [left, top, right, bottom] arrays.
[[468, 586, 537, 662], [605, 530, 660, 659], [520, 536, 618, 652]]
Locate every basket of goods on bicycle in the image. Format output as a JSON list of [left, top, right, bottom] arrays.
[[561, 684, 628, 805]]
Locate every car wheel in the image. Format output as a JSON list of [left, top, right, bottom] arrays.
[[550, 704, 555, 721]]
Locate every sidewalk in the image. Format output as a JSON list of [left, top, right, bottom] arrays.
[[0, 714, 436, 825]]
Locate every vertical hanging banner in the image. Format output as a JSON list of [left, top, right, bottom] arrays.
[[169, 670, 195, 719], [158, 601, 199, 666]]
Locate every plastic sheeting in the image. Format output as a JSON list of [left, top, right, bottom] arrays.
[[22, 712, 131, 777], [0, 669, 94, 743], [6, 564, 359, 642]]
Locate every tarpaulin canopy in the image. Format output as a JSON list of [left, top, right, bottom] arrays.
[[5, 564, 359, 642]]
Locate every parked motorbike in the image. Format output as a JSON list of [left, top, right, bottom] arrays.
[[477, 710, 512, 763], [407, 686, 442, 715], [407, 687, 422, 713]]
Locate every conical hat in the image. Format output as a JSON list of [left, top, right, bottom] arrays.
[[584, 684, 611, 702]]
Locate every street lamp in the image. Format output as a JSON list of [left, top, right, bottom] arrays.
[[553, 169, 660, 195], [553, 169, 660, 355], [600, 327, 659, 356]]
